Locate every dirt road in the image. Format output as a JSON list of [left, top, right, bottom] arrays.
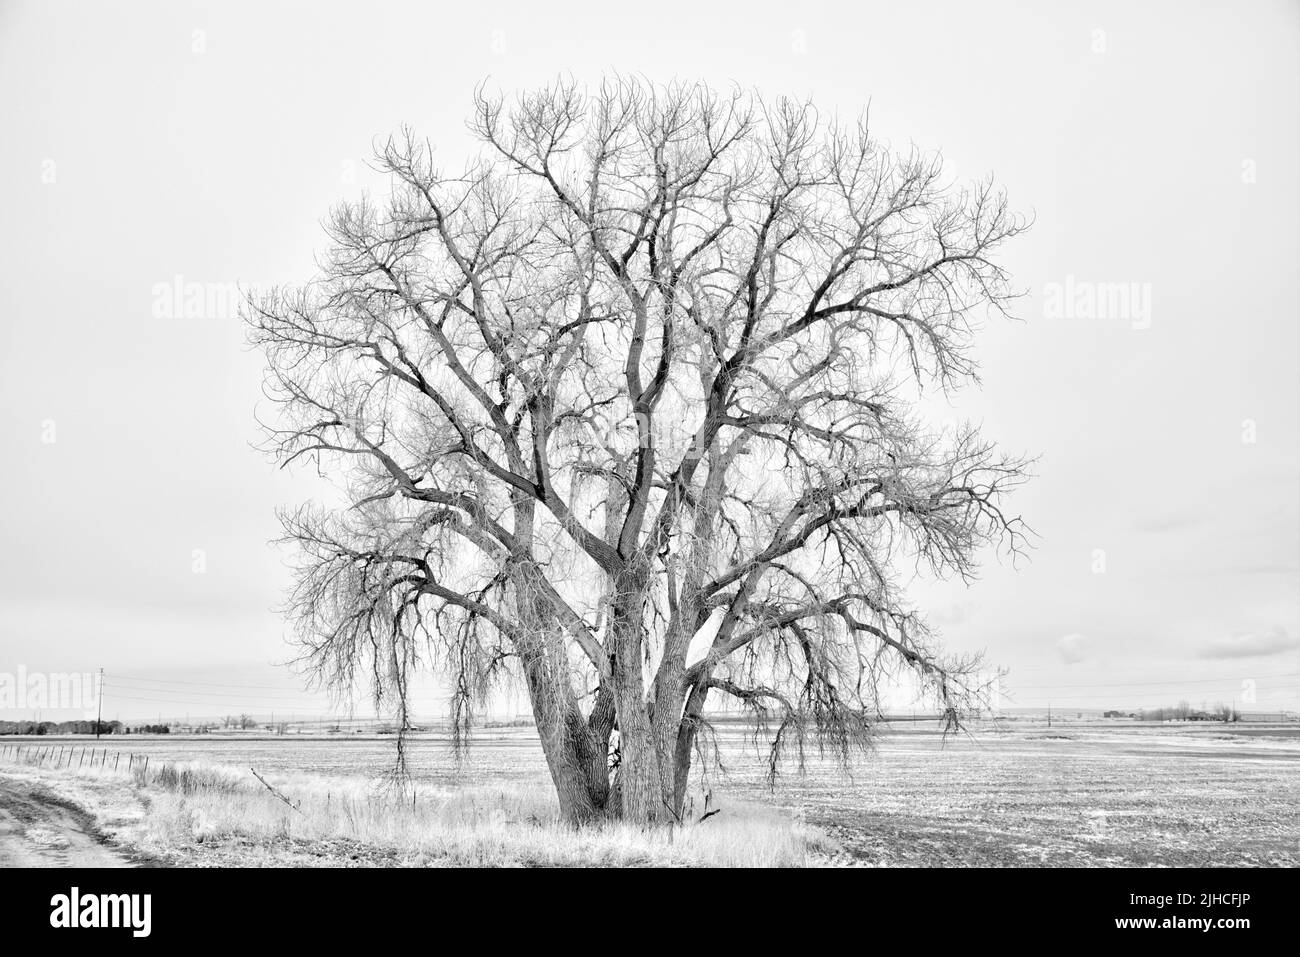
[[0, 776, 136, 867]]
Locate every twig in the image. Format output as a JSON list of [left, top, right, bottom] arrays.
[[661, 796, 683, 826], [250, 767, 302, 813]]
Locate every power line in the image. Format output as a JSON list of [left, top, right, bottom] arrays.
[[107, 682, 328, 701], [998, 691, 1294, 707], [102, 685, 449, 704], [100, 693, 347, 714], [105, 672, 318, 692], [1007, 672, 1300, 690], [102, 690, 448, 711]]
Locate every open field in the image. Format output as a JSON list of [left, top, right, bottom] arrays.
[[2, 720, 1297, 866], [722, 724, 1300, 866]]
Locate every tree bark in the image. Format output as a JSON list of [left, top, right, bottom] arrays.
[[508, 524, 612, 825], [517, 646, 611, 825], [670, 680, 709, 819], [608, 576, 670, 824]]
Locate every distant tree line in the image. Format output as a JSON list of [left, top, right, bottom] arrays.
[[0, 720, 172, 735], [1135, 701, 1238, 722]]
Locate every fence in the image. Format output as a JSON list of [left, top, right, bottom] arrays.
[[0, 742, 149, 775]]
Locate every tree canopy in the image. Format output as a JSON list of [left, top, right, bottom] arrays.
[[246, 77, 1031, 824]]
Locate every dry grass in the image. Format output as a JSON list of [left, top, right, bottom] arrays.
[[12, 721, 1291, 866], [0, 754, 836, 867]]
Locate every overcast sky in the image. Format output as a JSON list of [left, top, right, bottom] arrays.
[[1, 0, 1296, 721]]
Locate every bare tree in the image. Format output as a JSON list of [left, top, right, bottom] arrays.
[[246, 78, 1031, 825]]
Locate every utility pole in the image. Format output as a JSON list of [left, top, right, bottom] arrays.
[[1047, 701, 1052, 728], [95, 668, 104, 739]]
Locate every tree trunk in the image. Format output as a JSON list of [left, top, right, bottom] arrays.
[[509, 538, 612, 825], [670, 680, 710, 819], [519, 649, 609, 825], [609, 580, 669, 825], [611, 679, 666, 823], [652, 664, 688, 822]]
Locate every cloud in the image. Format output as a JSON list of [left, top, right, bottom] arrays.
[[1056, 633, 1089, 665], [1199, 627, 1299, 659]]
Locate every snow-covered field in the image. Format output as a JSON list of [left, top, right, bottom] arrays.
[[2, 720, 1296, 866], [717, 723, 1300, 866]]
